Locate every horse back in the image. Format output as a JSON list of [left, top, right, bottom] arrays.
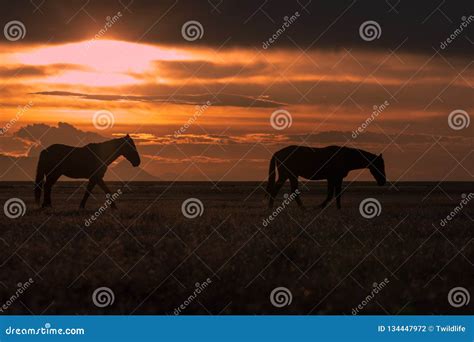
[[44, 143, 75, 155], [274, 145, 349, 180], [40, 144, 104, 179]]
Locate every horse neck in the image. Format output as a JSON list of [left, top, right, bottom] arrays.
[[349, 149, 375, 170], [95, 139, 123, 165]]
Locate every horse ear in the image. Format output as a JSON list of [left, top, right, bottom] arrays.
[[379, 153, 383, 158], [126, 134, 130, 138]]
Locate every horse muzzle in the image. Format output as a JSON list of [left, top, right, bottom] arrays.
[[131, 158, 141, 167]]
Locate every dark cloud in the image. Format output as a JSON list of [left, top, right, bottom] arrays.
[[153, 60, 272, 79], [0, 66, 49, 78], [0, 64, 91, 78], [2, 0, 472, 56], [31, 91, 285, 107], [15, 122, 107, 156]]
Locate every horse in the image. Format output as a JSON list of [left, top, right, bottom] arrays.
[[265, 145, 386, 209], [34, 134, 140, 208]]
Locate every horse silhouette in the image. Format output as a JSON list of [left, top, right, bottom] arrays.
[[266, 145, 386, 209], [34, 134, 140, 208]]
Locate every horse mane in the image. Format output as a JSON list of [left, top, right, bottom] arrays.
[[84, 138, 126, 164], [85, 137, 124, 149]]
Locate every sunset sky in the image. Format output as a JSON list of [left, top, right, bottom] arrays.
[[0, 0, 472, 181]]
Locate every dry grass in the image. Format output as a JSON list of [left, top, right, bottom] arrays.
[[0, 181, 472, 314]]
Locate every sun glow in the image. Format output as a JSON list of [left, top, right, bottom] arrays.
[[11, 40, 193, 87], [15, 40, 191, 71], [42, 70, 139, 87]]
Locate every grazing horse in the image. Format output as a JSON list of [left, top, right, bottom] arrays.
[[34, 134, 140, 208], [266, 145, 386, 209]]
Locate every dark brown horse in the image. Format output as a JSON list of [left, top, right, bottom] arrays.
[[266, 145, 386, 209], [34, 135, 140, 208]]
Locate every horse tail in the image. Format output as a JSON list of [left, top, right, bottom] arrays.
[[265, 154, 277, 197], [34, 150, 46, 205]]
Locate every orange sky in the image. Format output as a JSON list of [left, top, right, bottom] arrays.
[[0, 39, 473, 181]]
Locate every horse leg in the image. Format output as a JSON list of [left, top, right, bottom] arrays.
[[319, 178, 335, 208], [97, 179, 117, 209], [80, 180, 96, 209], [289, 176, 304, 209], [42, 174, 60, 208], [334, 177, 343, 209], [269, 176, 287, 209]]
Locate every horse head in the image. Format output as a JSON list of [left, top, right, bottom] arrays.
[[369, 154, 386, 186], [121, 134, 141, 167]]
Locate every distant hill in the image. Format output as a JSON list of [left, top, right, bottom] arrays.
[[0, 155, 37, 181]]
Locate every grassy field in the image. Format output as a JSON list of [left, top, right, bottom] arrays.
[[0, 181, 472, 314]]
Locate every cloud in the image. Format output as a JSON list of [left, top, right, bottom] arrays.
[[14, 122, 107, 156], [0, 41, 468, 121], [0, 64, 91, 78], [0, 66, 49, 78], [135, 130, 474, 147], [144, 155, 234, 164], [152, 60, 272, 79], [3, 0, 472, 56], [0, 135, 30, 157], [31, 91, 285, 108], [1, 122, 473, 181]]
